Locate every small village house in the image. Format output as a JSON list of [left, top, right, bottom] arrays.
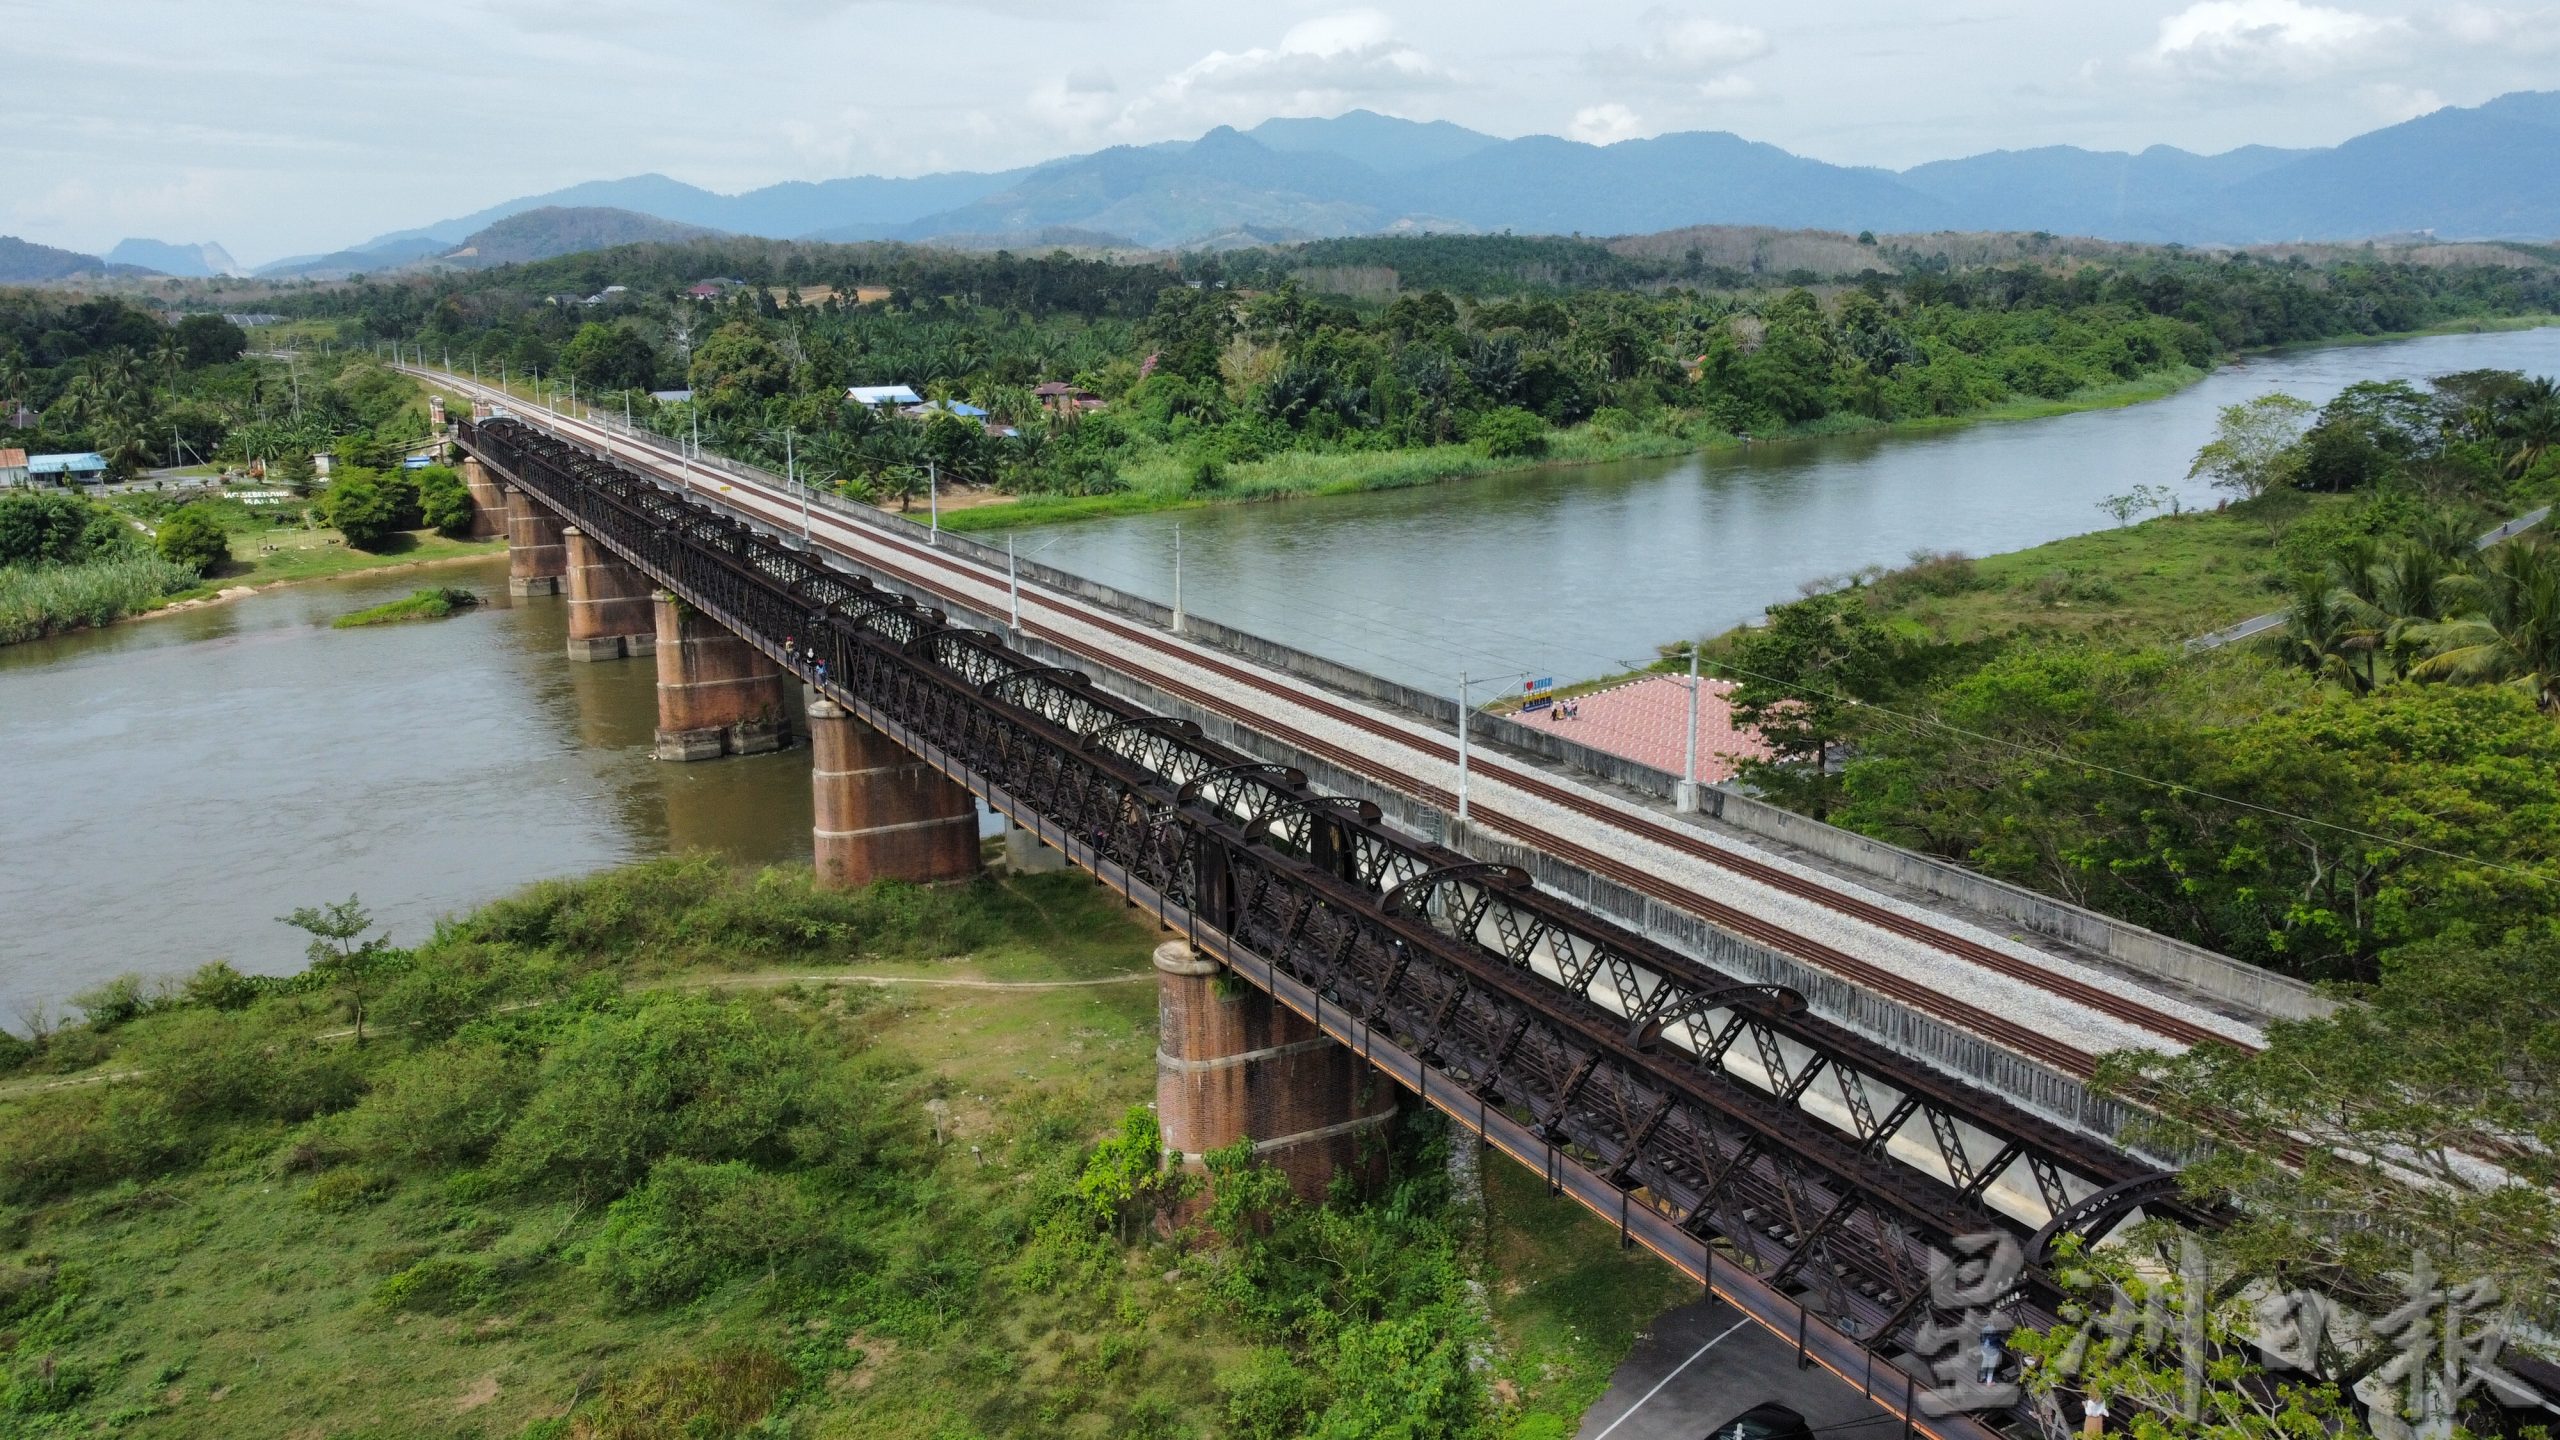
[[28, 452, 109, 484], [0, 449, 26, 487]]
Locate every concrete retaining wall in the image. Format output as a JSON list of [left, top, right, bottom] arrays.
[[575, 417, 2328, 1027]]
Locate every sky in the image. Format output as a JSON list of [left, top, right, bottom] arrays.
[[8, 0, 2559, 267]]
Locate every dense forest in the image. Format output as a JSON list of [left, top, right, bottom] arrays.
[[264, 234, 2560, 511]]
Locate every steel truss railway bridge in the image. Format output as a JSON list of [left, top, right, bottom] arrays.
[[447, 400, 2221, 1440]]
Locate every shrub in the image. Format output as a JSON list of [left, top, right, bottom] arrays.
[[70, 975, 158, 1029], [585, 1157, 834, 1306], [490, 994, 809, 1200], [152, 504, 230, 576], [304, 1168, 391, 1213], [414, 464, 473, 536], [0, 491, 103, 565], [346, 1042, 533, 1168], [1472, 406, 1549, 458], [371, 1255, 495, 1314], [577, 1346, 794, 1440], [321, 470, 402, 550], [181, 961, 263, 1011]]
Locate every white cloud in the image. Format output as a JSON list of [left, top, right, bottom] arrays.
[[1630, 12, 1773, 75], [2437, 2, 2560, 51], [2139, 0, 2404, 82], [1137, 10, 1452, 123], [1569, 102, 1651, 143], [1029, 67, 1121, 133], [2362, 80, 2446, 119], [1582, 9, 1772, 112]]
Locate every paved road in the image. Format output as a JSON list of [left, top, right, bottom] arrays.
[[1576, 1297, 1920, 1440]]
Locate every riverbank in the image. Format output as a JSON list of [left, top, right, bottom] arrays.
[[935, 366, 2214, 535], [0, 858, 1680, 1439]]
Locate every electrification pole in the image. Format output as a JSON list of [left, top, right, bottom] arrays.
[[1678, 644, 1703, 813], [1455, 671, 1471, 828]]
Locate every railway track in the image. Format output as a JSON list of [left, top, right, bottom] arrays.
[[428, 377, 2249, 1077]]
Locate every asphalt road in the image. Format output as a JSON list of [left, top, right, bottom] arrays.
[[1575, 1296, 1918, 1440]]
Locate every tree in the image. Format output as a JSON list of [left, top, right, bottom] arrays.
[[560, 321, 661, 392], [172, 313, 247, 369], [414, 464, 474, 538], [153, 504, 230, 576], [322, 470, 402, 550], [2408, 539, 2560, 712], [686, 321, 788, 416], [2100, 929, 2560, 1329], [281, 896, 401, 1044], [1471, 406, 1548, 458], [2188, 392, 2314, 501], [0, 491, 104, 566], [1138, 285, 1234, 382], [1715, 590, 1916, 818]]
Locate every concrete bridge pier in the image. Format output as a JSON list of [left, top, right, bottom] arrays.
[[460, 457, 506, 540], [1153, 941, 1396, 1227], [651, 592, 787, 761], [503, 484, 566, 596], [806, 695, 981, 888], [561, 526, 657, 662]]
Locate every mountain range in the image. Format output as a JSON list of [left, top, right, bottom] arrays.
[[12, 92, 2559, 283]]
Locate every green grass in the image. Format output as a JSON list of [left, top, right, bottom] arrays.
[[331, 586, 482, 628], [1478, 1158, 1698, 1437], [0, 858, 1667, 1439], [1864, 503, 2325, 646], [161, 526, 505, 600]]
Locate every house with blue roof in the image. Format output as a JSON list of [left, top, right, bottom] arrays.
[[29, 452, 110, 484]]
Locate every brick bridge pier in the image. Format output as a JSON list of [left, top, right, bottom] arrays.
[[483, 470, 1389, 1215]]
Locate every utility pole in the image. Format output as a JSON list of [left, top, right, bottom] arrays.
[[788, 429, 807, 544], [1677, 644, 1703, 813], [928, 459, 940, 539], [1455, 671, 1471, 829], [1171, 523, 1184, 634], [686, 404, 699, 490], [1007, 534, 1021, 633]]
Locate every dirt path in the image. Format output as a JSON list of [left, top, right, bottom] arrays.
[[0, 966, 1149, 1101]]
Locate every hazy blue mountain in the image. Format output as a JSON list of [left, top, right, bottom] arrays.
[[452, 207, 724, 266], [2184, 91, 2560, 241], [881, 127, 1409, 247], [349, 169, 1025, 256], [255, 235, 452, 280], [1897, 144, 2309, 239], [1246, 110, 1501, 173], [1402, 130, 1952, 236], [0, 236, 111, 283], [212, 89, 2560, 275], [105, 238, 243, 277]]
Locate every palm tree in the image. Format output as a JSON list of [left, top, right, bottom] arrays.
[[2280, 573, 2379, 694], [0, 348, 28, 426], [2408, 541, 2560, 712], [2505, 395, 2560, 479], [152, 333, 185, 401]]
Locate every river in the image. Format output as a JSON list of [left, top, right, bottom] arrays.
[[3, 325, 2555, 1018], [997, 326, 2560, 692]]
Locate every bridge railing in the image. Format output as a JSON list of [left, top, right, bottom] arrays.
[[460, 416, 2218, 1436]]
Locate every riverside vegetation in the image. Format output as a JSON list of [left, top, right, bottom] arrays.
[[1688, 365, 2560, 1404], [276, 231, 2560, 527], [0, 858, 1689, 1439]]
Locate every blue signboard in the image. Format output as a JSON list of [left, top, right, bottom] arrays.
[[1521, 676, 1556, 712]]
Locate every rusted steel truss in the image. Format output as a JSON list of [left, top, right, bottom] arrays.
[[461, 417, 2198, 1373]]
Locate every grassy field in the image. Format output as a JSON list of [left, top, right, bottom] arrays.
[[0, 859, 1689, 1439], [163, 525, 504, 600], [1866, 503, 2319, 646]]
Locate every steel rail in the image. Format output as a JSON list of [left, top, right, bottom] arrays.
[[458, 418, 2196, 1428]]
